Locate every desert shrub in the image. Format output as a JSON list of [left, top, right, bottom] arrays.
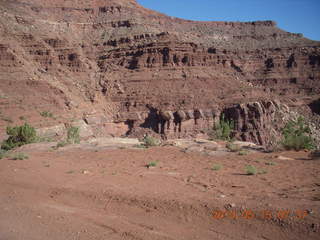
[[143, 136, 160, 148], [238, 150, 249, 155], [67, 126, 80, 144], [245, 165, 257, 175], [210, 115, 234, 141], [1, 123, 37, 150], [52, 127, 80, 149], [40, 111, 53, 118], [281, 117, 315, 151], [147, 161, 158, 167], [10, 152, 28, 160], [211, 164, 223, 171], [226, 142, 242, 152]]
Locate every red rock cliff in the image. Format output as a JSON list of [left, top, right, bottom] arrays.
[[0, 0, 319, 145]]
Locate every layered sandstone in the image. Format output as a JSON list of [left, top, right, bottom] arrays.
[[0, 0, 319, 145]]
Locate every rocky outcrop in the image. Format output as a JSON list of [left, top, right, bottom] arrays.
[[110, 100, 288, 146], [223, 101, 280, 146]]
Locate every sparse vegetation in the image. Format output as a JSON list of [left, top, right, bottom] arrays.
[[211, 164, 223, 171], [40, 111, 54, 118], [1, 123, 37, 150], [143, 136, 160, 148], [19, 116, 26, 121], [67, 126, 80, 144], [134, 144, 147, 149], [210, 114, 234, 141], [226, 142, 242, 152], [10, 152, 29, 160], [52, 127, 80, 150], [245, 165, 257, 175], [265, 162, 276, 166], [281, 117, 315, 151], [238, 150, 249, 156], [147, 161, 158, 167]]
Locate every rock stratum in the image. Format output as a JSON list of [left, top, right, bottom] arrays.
[[0, 0, 319, 146]]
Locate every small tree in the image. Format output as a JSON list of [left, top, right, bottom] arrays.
[[281, 117, 315, 151], [1, 123, 37, 150], [211, 115, 234, 141]]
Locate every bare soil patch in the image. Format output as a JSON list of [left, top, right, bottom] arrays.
[[0, 146, 319, 239]]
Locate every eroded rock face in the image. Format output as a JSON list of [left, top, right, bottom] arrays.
[[0, 0, 319, 145], [120, 101, 288, 146], [223, 101, 279, 145]]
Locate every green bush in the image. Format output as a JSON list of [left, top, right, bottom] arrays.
[[281, 117, 315, 151], [245, 165, 257, 175], [52, 127, 80, 149], [1, 123, 37, 150], [143, 136, 160, 148], [147, 161, 158, 167], [211, 114, 234, 141], [67, 126, 80, 144]]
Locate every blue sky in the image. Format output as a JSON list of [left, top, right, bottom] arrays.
[[137, 0, 320, 41]]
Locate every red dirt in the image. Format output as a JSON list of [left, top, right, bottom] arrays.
[[0, 147, 319, 239]]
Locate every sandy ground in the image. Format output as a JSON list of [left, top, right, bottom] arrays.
[[0, 145, 319, 240]]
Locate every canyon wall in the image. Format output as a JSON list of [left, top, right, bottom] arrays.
[[0, 0, 319, 145]]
